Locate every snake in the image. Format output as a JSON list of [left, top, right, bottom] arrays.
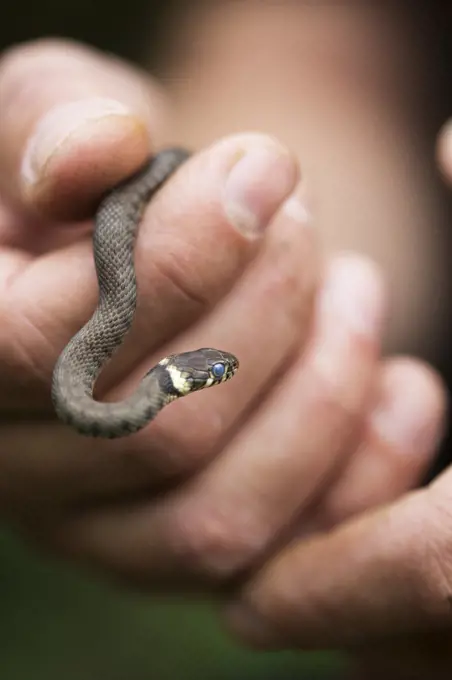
[[51, 148, 239, 439]]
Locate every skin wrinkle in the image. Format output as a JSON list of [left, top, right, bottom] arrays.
[[0, 248, 32, 292], [384, 496, 452, 629], [136, 214, 241, 309], [141, 218, 248, 305], [141, 245, 209, 314], [7, 311, 55, 386], [420, 489, 452, 618], [0, 304, 53, 397], [0, 243, 96, 409], [12, 251, 95, 363]]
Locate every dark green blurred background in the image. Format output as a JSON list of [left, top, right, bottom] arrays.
[[0, 531, 345, 679], [0, 1, 346, 678]]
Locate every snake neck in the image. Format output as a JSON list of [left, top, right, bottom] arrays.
[[51, 149, 191, 438], [51, 360, 175, 438]]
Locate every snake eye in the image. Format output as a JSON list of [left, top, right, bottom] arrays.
[[212, 362, 226, 379]]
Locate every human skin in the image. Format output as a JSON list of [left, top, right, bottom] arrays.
[[0, 40, 446, 673]]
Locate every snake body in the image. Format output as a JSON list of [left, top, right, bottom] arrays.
[[51, 148, 239, 439]]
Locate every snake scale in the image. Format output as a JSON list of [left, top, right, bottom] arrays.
[[51, 148, 239, 439]]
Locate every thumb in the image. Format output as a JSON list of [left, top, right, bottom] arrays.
[[0, 39, 170, 220]]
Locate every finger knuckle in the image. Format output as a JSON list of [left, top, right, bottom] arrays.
[[260, 232, 318, 334], [149, 249, 210, 314], [386, 492, 452, 626], [308, 359, 361, 428], [168, 501, 266, 584]]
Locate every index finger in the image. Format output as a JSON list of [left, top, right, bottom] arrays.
[[0, 38, 170, 218]]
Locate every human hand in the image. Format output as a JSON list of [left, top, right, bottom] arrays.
[[0, 41, 444, 602], [220, 118, 452, 676]]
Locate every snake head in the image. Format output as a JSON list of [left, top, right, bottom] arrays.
[[159, 348, 239, 396], [196, 348, 239, 387]]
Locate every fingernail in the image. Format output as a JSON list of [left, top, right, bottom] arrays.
[[318, 255, 384, 338], [371, 366, 444, 454], [21, 97, 137, 187], [223, 143, 297, 238]]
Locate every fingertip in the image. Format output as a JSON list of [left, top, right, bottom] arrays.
[[372, 357, 447, 457], [436, 119, 452, 185], [21, 98, 151, 219], [0, 39, 169, 220]]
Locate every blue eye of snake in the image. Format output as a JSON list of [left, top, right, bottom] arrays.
[[212, 362, 226, 379]]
